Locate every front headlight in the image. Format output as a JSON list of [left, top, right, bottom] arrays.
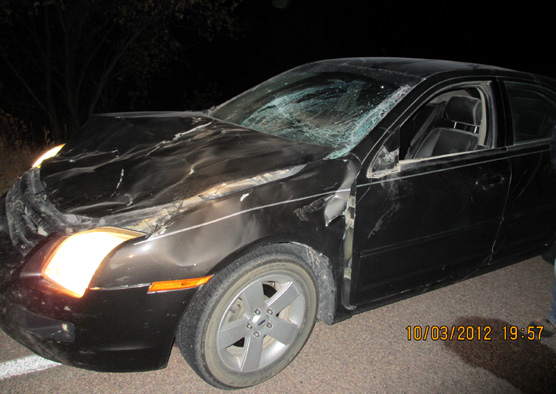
[[32, 144, 65, 168], [42, 227, 142, 298]]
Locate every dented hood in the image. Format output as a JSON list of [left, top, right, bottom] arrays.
[[40, 112, 333, 217]]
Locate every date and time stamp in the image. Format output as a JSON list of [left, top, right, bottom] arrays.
[[406, 325, 544, 341]]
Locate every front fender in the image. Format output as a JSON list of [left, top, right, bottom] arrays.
[[89, 159, 360, 309]]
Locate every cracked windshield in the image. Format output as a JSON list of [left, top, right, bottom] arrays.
[[211, 62, 419, 157]]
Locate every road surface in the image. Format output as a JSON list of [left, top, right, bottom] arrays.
[[1, 256, 555, 393]]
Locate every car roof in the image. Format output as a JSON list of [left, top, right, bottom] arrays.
[[314, 57, 523, 79]]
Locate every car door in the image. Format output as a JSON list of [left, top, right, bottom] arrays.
[[493, 80, 556, 260], [349, 81, 511, 306]]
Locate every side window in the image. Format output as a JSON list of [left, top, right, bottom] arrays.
[[505, 82, 556, 144], [399, 85, 491, 161]]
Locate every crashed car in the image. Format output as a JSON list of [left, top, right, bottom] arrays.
[[1, 58, 556, 389]]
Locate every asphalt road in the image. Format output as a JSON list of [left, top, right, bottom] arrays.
[[1, 256, 555, 394]]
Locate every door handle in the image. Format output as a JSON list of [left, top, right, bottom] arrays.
[[475, 174, 505, 188]]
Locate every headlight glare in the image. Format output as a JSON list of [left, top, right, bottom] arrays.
[[42, 227, 142, 298], [32, 144, 65, 168]]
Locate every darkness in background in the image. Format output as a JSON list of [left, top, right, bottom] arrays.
[[151, 0, 554, 111], [2, 0, 553, 133]]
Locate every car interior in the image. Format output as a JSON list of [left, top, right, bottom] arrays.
[[400, 87, 490, 160]]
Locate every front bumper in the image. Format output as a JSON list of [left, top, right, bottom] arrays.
[[0, 282, 196, 372], [0, 194, 197, 372]]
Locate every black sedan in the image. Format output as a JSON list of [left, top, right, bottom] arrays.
[[1, 58, 556, 389]]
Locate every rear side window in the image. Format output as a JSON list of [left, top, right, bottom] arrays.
[[506, 82, 556, 144]]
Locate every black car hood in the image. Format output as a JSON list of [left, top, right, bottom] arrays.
[[40, 112, 333, 217]]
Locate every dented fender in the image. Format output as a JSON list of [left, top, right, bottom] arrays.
[[89, 158, 361, 319]]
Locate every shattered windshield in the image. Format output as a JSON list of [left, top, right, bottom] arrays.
[[211, 62, 420, 157]]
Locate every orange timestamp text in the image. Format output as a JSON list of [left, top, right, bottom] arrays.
[[406, 325, 544, 341]]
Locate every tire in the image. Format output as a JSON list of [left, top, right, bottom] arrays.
[[176, 245, 318, 389]]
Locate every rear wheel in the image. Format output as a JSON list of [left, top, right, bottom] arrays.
[[177, 246, 318, 389]]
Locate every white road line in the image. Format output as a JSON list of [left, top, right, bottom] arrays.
[[0, 355, 60, 380]]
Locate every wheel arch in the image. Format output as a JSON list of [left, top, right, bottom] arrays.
[[205, 240, 337, 325]]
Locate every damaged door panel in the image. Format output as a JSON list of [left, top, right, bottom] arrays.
[[352, 151, 511, 305]]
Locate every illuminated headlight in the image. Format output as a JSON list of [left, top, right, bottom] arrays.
[[32, 144, 65, 168], [42, 227, 142, 298]]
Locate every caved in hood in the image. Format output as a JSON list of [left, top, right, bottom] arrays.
[[40, 112, 333, 217]]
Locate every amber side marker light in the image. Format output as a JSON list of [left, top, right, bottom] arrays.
[[148, 276, 213, 293]]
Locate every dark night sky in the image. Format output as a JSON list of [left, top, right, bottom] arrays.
[[152, 0, 555, 109]]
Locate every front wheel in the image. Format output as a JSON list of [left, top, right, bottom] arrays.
[[176, 246, 318, 389]]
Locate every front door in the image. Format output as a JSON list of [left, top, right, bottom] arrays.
[[350, 82, 511, 306]]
